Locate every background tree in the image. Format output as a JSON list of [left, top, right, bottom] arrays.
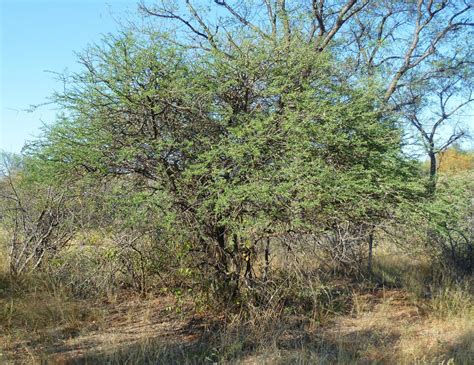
[[438, 146, 474, 174]]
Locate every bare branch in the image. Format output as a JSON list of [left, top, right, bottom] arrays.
[[317, 0, 370, 51], [139, 1, 211, 41], [214, 0, 271, 40]]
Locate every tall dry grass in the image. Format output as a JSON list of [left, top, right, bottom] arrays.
[[0, 233, 473, 364]]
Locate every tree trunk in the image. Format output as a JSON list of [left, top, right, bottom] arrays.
[[368, 232, 374, 274], [263, 237, 270, 282], [216, 226, 228, 273], [428, 148, 437, 195]]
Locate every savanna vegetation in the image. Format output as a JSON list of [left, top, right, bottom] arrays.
[[1, 1, 473, 364]]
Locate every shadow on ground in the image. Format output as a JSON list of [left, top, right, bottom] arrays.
[[48, 318, 404, 364], [443, 330, 474, 365]]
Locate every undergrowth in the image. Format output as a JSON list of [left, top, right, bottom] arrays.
[[0, 242, 472, 364]]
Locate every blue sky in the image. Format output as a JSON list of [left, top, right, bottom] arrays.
[[0, 0, 138, 153]]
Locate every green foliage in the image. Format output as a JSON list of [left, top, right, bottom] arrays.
[[21, 29, 426, 298], [425, 171, 474, 274]]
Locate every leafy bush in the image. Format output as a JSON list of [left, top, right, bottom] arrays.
[[426, 171, 473, 275]]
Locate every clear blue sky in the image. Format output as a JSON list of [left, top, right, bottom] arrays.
[[0, 0, 138, 153]]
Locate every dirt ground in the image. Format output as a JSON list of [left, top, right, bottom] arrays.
[[1, 289, 472, 364]]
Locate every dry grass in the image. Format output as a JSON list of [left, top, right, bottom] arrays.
[[1, 287, 472, 364], [0, 241, 472, 364], [0, 274, 106, 363]]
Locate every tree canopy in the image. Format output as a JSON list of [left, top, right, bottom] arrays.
[[22, 25, 429, 295]]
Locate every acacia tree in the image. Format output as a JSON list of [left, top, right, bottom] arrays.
[[27, 24, 422, 300]]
